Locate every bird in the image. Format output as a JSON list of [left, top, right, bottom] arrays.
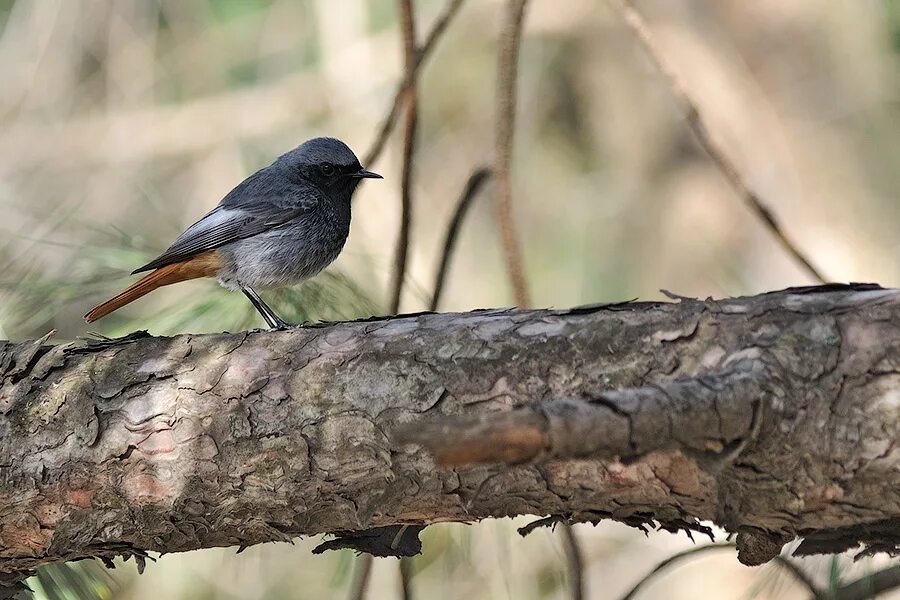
[[84, 137, 382, 329]]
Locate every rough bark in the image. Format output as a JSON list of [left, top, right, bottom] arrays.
[[1, 284, 900, 584]]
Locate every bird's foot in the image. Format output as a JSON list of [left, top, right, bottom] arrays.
[[267, 317, 292, 330]]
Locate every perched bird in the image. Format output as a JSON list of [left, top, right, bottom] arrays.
[[84, 137, 381, 328]]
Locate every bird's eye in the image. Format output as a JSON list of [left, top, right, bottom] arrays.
[[320, 163, 335, 177]]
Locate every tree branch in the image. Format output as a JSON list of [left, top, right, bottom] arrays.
[[388, 0, 419, 315], [832, 564, 900, 600], [561, 524, 585, 600], [494, 0, 532, 307], [349, 553, 374, 600], [363, 0, 466, 167], [430, 167, 491, 312], [608, 0, 826, 283], [2, 284, 900, 585], [619, 543, 827, 600], [396, 357, 767, 466]]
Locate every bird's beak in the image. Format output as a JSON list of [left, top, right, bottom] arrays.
[[352, 168, 383, 179]]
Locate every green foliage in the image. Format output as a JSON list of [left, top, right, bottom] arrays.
[[0, 0, 12, 31], [887, 0, 900, 53], [207, 0, 275, 24], [27, 562, 117, 600], [0, 227, 378, 339], [827, 554, 842, 594]]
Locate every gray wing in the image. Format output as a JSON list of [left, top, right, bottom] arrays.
[[132, 203, 309, 274]]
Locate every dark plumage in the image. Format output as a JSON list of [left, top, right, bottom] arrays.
[[84, 137, 382, 328]]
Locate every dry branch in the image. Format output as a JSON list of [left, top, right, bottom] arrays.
[[430, 167, 492, 311], [609, 0, 826, 283], [2, 285, 900, 586], [363, 0, 466, 167], [387, 0, 420, 315], [494, 0, 532, 308]]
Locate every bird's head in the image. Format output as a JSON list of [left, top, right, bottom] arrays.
[[281, 137, 382, 199]]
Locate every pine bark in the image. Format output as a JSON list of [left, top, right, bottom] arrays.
[[1, 284, 899, 584]]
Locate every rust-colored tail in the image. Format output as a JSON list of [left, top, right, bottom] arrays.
[[84, 250, 222, 323]]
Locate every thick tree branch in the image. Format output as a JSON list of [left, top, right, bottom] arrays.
[[396, 357, 766, 466], [2, 284, 900, 585]]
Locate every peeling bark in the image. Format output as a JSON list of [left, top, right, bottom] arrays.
[[1, 284, 900, 583]]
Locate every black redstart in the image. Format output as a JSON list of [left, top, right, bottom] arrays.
[[84, 137, 381, 328]]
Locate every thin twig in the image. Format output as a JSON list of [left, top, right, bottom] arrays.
[[387, 0, 419, 314], [618, 543, 732, 600], [770, 556, 823, 599], [430, 167, 492, 311], [363, 0, 466, 167], [399, 556, 415, 600], [608, 0, 826, 283], [832, 564, 900, 600], [348, 554, 374, 600], [618, 543, 826, 600], [561, 524, 585, 600], [494, 0, 532, 308]]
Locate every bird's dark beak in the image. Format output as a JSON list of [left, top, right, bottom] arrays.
[[352, 168, 383, 179]]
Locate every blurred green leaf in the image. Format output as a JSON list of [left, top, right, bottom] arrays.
[[827, 555, 843, 593], [27, 562, 117, 600], [0, 227, 378, 339], [208, 0, 274, 23]]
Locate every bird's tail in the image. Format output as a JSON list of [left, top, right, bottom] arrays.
[[84, 251, 222, 322]]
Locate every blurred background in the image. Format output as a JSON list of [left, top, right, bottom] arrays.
[[2, 0, 900, 598]]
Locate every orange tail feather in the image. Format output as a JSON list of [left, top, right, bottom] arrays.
[[84, 250, 222, 323]]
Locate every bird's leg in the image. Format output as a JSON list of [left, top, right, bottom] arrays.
[[241, 287, 290, 329]]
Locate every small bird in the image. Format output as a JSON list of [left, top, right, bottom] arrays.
[[84, 137, 381, 329]]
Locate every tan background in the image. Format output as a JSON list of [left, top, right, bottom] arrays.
[[1, 0, 899, 597]]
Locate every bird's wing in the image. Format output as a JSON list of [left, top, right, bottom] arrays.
[[132, 202, 310, 274]]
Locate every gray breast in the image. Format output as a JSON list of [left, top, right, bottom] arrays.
[[216, 208, 349, 290]]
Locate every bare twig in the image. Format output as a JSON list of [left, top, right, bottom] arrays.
[[493, 0, 532, 308], [772, 558, 824, 600], [832, 564, 900, 600], [619, 543, 826, 600], [363, 0, 466, 167], [399, 556, 415, 600], [619, 543, 733, 600], [608, 0, 826, 283], [419, 0, 465, 60], [348, 554, 374, 600], [561, 524, 585, 600], [430, 167, 492, 311], [387, 0, 419, 315]]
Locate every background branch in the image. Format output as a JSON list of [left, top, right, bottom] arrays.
[[493, 0, 532, 307], [348, 554, 374, 600], [619, 544, 739, 600], [400, 556, 415, 600], [363, 0, 466, 167], [561, 524, 585, 600], [429, 167, 492, 311], [608, 0, 826, 283], [387, 0, 419, 314], [831, 565, 900, 600]]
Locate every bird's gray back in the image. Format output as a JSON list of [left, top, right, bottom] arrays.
[[135, 139, 359, 286]]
